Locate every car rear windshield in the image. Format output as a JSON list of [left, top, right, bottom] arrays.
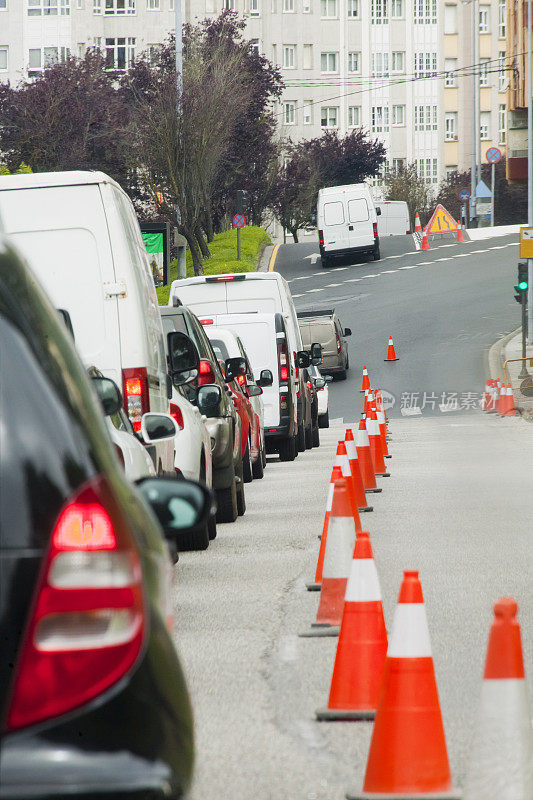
[[348, 198, 369, 223], [209, 338, 230, 361]]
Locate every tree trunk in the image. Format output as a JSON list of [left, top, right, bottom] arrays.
[[203, 209, 215, 243], [289, 227, 299, 243], [195, 224, 211, 259], [182, 226, 204, 275]]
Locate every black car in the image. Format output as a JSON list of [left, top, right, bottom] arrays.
[[0, 236, 205, 799]]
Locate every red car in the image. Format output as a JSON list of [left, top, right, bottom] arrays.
[[217, 359, 261, 483]]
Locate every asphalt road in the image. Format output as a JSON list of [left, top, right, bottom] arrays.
[[172, 231, 532, 800]]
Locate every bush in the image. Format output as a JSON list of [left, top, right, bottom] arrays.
[[156, 226, 271, 304]]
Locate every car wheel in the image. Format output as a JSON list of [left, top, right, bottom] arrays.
[[279, 435, 297, 462], [318, 410, 330, 429], [261, 436, 267, 468], [208, 513, 217, 540], [252, 437, 265, 479], [337, 369, 347, 381], [177, 524, 210, 551], [373, 244, 381, 261], [236, 479, 246, 516], [242, 438, 253, 483], [216, 472, 238, 524], [321, 256, 330, 269], [312, 421, 320, 447], [297, 423, 306, 452], [345, 354, 350, 370], [305, 424, 313, 449]]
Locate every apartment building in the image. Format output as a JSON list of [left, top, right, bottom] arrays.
[[505, 0, 527, 182], [0, 0, 507, 194]]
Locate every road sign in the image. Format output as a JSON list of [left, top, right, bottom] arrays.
[[486, 147, 502, 164], [232, 214, 246, 229], [458, 188, 471, 202], [520, 227, 533, 258], [425, 204, 458, 235]]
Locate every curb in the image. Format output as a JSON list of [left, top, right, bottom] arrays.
[[485, 327, 521, 381], [257, 244, 274, 272]]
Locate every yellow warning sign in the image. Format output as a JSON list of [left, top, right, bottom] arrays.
[[520, 227, 533, 259], [425, 204, 458, 235]]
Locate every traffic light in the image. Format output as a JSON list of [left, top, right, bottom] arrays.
[[514, 262, 528, 302], [235, 190, 249, 214]]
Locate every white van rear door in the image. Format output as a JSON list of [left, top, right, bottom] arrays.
[[172, 280, 229, 314], [347, 196, 374, 248], [0, 185, 122, 383], [322, 198, 348, 253]]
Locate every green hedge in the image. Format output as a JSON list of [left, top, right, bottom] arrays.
[[156, 226, 271, 304]]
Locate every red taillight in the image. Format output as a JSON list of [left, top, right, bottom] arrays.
[[6, 478, 144, 732], [406, 229, 411, 235], [198, 359, 216, 386], [200, 319, 214, 325], [170, 402, 184, 430], [318, 229, 324, 245], [280, 365, 289, 381], [373, 222, 378, 238], [280, 394, 288, 410], [277, 339, 290, 384], [205, 274, 246, 283], [336, 334, 341, 354], [307, 381, 313, 390], [122, 368, 149, 432], [237, 374, 247, 389], [216, 276, 235, 282]]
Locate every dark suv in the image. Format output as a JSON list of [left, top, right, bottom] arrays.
[[160, 304, 245, 523], [0, 237, 198, 800]]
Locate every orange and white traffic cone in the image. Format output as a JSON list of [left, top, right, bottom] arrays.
[[374, 397, 390, 457], [335, 441, 363, 532], [366, 408, 390, 477], [414, 212, 422, 233], [347, 570, 459, 800], [492, 379, 502, 413], [356, 419, 382, 494], [456, 223, 465, 243], [483, 379, 495, 412], [312, 479, 356, 632], [361, 365, 371, 392], [498, 383, 517, 416], [307, 465, 343, 592], [384, 336, 399, 362], [316, 532, 387, 721], [364, 389, 373, 416], [464, 597, 533, 800], [345, 428, 373, 513], [375, 388, 388, 425], [421, 228, 430, 250]]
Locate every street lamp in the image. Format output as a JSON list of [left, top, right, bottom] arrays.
[[461, 0, 480, 226]]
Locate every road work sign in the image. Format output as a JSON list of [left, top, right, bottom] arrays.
[[520, 227, 533, 259], [426, 204, 458, 235]]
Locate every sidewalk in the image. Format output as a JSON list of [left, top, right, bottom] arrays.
[[490, 327, 533, 414]]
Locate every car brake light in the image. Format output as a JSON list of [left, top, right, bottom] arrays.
[[198, 359, 216, 386], [373, 222, 378, 238], [205, 274, 246, 283], [318, 229, 324, 245], [406, 229, 411, 235], [200, 319, 214, 325], [280, 365, 288, 381], [122, 368, 149, 432], [237, 374, 247, 388], [307, 381, 313, 390], [6, 477, 144, 732], [170, 402, 184, 430], [336, 334, 341, 354], [280, 394, 288, 410], [278, 338, 290, 384]]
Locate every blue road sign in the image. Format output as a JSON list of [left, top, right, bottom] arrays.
[[458, 188, 471, 202], [486, 147, 502, 164], [233, 214, 246, 229]]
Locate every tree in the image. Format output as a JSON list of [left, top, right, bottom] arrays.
[[383, 162, 432, 228]]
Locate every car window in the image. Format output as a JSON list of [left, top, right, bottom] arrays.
[[186, 314, 215, 360], [324, 201, 345, 226], [348, 198, 369, 223], [210, 338, 230, 361]]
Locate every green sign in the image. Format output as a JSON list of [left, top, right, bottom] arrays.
[[142, 231, 164, 287]]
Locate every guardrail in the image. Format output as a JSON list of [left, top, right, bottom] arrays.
[[503, 357, 533, 412]]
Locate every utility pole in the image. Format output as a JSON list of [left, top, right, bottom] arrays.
[[469, 0, 477, 226], [175, 0, 187, 279], [528, 0, 533, 343]]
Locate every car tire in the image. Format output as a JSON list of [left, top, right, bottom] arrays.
[[178, 523, 210, 551], [252, 438, 265, 479], [242, 439, 253, 483], [373, 244, 381, 261], [318, 410, 330, 429], [216, 476, 238, 524], [321, 256, 330, 269], [261, 437, 267, 468], [279, 435, 297, 462], [305, 424, 313, 449], [236, 479, 246, 516], [297, 423, 306, 452], [345, 354, 350, 370], [337, 369, 347, 381], [208, 514, 217, 540], [312, 421, 320, 447]]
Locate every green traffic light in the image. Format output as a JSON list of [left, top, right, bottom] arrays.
[[518, 281, 528, 290]]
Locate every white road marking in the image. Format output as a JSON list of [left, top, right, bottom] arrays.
[[401, 407, 422, 416]]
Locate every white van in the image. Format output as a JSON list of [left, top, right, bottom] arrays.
[[317, 183, 380, 267], [376, 200, 410, 237], [0, 171, 173, 474]]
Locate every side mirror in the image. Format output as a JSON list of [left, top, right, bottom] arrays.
[[257, 368, 273, 387], [141, 413, 178, 443], [197, 384, 222, 417], [225, 356, 247, 382], [247, 384, 263, 397], [92, 376, 123, 417], [137, 477, 216, 542], [310, 342, 322, 365], [344, 327, 352, 336], [315, 377, 326, 389], [296, 350, 311, 368], [376, 207, 382, 216], [167, 331, 199, 386]]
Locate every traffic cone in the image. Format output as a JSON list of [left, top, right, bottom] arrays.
[[414, 212, 422, 233], [335, 441, 363, 533], [463, 597, 533, 800], [307, 465, 343, 592], [364, 389, 373, 416], [483, 379, 495, 412], [421, 228, 430, 250], [345, 428, 373, 512], [361, 366, 371, 392], [375, 397, 390, 457], [456, 223, 465, 243], [499, 383, 517, 416], [491, 379, 501, 413], [356, 419, 382, 494], [316, 532, 387, 721], [375, 388, 388, 425], [366, 408, 390, 477], [347, 571, 459, 800], [384, 336, 399, 362], [314, 479, 356, 628]]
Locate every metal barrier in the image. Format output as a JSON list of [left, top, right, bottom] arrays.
[[503, 357, 533, 412]]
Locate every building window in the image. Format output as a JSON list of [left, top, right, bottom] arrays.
[[371, 0, 388, 24], [0, 0, 6, 8], [321, 52, 338, 72], [347, 52, 360, 72], [250, 0, 259, 14], [371, 106, 389, 132], [348, 105, 360, 127], [0, 46, 7, 70], [418, 158, 438, 184], [284, 101, 296, 124], [392, 51, 404, 72], [414, 52, 437, 78], [392, 158, 405, 173], [479, 5, 490, 34], [146, 0, 159, 7], [282, 0, 294, 11], [77, 0, 83, 6], [415, 105, 437, 131], [372, 52, 389, 77], [250, 39, 260, 55], [498, 104, 506, 144], [479, 57, 489, 87], [444, 4, 456, 34], [28, 45, 69, 75], [303, 100, 312, 124], [414, 0, 436, 23], [105, 37, 135, 69], [282, 45, 295, 68], [321, 106, 338, 127], [445, 112, 457, 140], [444, 58, 457, 87], [28, 0, 70, 15], [302, 0, 310, 11], [392, 104, 404, 126], [347, 0, 358, 17], [93, 0, 101, 10], [480, 111, 491, 140], [499, 51, 507, 92], [98, 0, 135, 12], [498, 0, 506, 38], [446, 165, 457, 178], [390, 0, 402, 17], [77, 42, 86, 56], [320, 0, 336, 17]]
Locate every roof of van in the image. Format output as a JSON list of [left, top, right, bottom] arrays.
[[318, 184, 368, 195], [172, 272, 284, 287], [0, 170, 122, 192]]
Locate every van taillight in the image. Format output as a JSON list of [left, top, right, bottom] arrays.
[[170, 402, 184, 430], [280, 394, 288, 410], [6, 478, 144, 732], [237, 374, 247, 390], [198, 359, 215, 386], [277, 339, 290, 384], [122, 368, 149, 431], [205, 275, 246, 283], [200, 319, 214, 325], [406, 229, 411, 235], [373, 223, 378, 238], [336, 334, 341, 354], [318, 230, 324, 245]]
